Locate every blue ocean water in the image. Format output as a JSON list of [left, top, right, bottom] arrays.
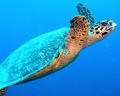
[[0, 0, 120, 96]]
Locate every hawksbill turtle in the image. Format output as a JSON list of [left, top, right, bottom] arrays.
[[0, 3, 116, 96]]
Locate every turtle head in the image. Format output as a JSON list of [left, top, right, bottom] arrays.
[[89, 20, 116, 36], [85, 20, 117, 47]]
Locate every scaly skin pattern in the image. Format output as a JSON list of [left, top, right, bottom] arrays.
[[76, 3, 94, 26]]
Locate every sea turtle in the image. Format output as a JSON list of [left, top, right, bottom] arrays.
[[0, 3, 116, 96]]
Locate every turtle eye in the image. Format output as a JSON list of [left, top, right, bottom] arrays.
[[100, 22, 108, 26]]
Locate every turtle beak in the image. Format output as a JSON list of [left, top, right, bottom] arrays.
[[112, 22, 117, 27], [106, 20, 117, 32]]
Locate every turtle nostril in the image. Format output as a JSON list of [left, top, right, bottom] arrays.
[[109, 22, 112, 26]]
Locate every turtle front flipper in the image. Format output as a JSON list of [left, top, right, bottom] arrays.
[[66, 16, 89, 54], [0, 87, 8, 96], [76, 3, 94, 26], [54, 16, 89, 70]]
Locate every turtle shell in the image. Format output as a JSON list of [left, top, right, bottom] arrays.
[[0, 27, 69, 90]]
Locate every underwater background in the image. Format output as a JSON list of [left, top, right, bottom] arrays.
[[0, 0, 120, 96]]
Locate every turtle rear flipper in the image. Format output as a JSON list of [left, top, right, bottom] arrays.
[[76, 3, 94, 26], [0, 87, 8, 96]]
